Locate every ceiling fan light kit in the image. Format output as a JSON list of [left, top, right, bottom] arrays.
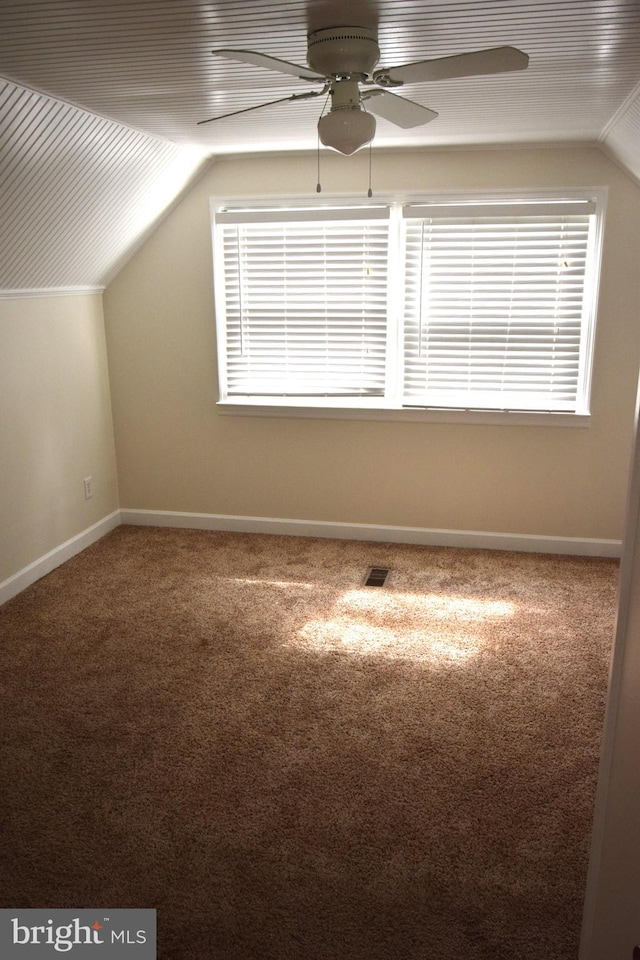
[[318, 76, 376, 155], [318, 106, 376, 155], [206, 26, 529, 158]]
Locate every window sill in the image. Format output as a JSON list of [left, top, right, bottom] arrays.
[[216, 400, 590, 427]]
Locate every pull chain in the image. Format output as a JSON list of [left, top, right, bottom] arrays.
[[316, 93, 331, 194], [367, 141, 373, 198]]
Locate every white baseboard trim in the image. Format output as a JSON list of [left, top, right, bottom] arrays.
[[120, 509, 622, 558], [0, 510, 121, 606], [1, 508, 621, 607]]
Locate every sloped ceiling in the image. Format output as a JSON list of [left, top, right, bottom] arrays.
[[0, 78, 207, 292], [602, 80, 640, 179], [1, 0, 640, 292]]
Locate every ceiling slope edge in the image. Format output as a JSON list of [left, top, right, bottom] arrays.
[[0, 76, 209, 291], [600, 79, 640, 186]]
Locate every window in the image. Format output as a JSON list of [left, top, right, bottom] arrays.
[[212, 193, 604, 424]]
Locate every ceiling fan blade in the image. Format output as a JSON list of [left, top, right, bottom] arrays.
[[375, 46, 529, 86], [363, 89, 438, 129], [197, 89, 326, 126], [212, 49, 325, 82]]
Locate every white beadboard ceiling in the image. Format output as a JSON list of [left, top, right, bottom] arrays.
[[0, 78, 206, 291], [1, 0, 640, 291]]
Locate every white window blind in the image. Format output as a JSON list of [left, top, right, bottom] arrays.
[[212, 195, 602, 420], [216, 207, 390, 398], [402, 201, 597, 412]]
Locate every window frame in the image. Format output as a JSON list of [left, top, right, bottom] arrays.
[[211, 188, 606, 427]]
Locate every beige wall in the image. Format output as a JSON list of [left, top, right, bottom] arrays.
[[103, 147, 640, 541], [0, 294, 119, 583]]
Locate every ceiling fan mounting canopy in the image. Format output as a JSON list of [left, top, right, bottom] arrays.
[[307, 26, 380, 78]]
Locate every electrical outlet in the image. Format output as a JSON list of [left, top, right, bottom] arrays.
[[83, 477, 93, 500]]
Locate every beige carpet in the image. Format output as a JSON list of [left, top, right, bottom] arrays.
[[0, 526, 618, 959]]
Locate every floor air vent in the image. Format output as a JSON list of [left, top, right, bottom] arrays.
[[364, 567, 390, 587]]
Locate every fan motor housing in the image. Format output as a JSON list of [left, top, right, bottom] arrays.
[[307, 27, 380, 78]]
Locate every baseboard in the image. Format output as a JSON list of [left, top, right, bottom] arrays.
[[119, 509, 622, 558], [1, 509, 621, 607], [0, 511, 121, 606]]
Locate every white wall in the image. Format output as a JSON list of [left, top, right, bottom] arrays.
[[581, 377, 640, 957], [103, 146, 640, 543], [0, 293, 119, 586]]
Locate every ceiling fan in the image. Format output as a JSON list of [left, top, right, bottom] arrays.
[[199, 26, 529, 155]]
